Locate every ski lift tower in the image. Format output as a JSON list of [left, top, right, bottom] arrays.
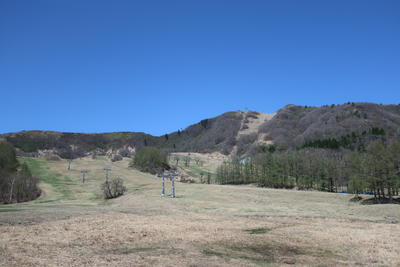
[[80, 170, 89, 183], [160, 172, 179, 198]]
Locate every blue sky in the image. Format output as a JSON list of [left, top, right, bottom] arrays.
[[1, 0, 399, 136]]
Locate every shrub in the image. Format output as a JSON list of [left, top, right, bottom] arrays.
[[44, 154, 61, 161], [111, 154, 123, 162], [200, 119, 209, 128], [118, 148, 131, 157], [130, 147, 170, 174], [101, 178, 126, 199]]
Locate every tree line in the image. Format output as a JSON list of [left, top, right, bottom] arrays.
[[216, 140, 400, 202], [302, 128, 386, 150], [0, 142, 40, 204]]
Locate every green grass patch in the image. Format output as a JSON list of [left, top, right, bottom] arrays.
[[19, 157, 75, 201], [0, 208, 22, 213], [88, 193, 102, 201]]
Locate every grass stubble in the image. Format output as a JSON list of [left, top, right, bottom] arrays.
[[0, 157, 399, 266]]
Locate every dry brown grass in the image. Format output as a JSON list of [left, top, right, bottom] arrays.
[[1, 157, 400, 266]]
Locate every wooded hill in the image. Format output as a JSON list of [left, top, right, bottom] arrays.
[[0, 142, 40, 203], [1, 102, 400, 158]]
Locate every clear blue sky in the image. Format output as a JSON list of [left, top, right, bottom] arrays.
[[1, 0, 399, 136]]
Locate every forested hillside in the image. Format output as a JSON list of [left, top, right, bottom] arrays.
[[256, 102, 400, 149], [1, 102, 400, 159], [2, 131, 159, 159]]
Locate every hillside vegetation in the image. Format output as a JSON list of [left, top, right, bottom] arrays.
[[2, 103, 400, 159], [256, 102, 400, 149], [0, 142, 40, 203], [217, 140, 400, 203], [130, 147, 170, 174]]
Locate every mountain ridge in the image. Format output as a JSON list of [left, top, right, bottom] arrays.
[[1, 102, 399, 158]]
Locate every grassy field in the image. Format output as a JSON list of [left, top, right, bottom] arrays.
[[0, 156, 400, 266], [169, 152, 226, 182]]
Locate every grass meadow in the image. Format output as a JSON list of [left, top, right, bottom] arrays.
[[0, 156, 399, 266]]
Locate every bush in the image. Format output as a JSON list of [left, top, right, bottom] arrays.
[[118, 148, 131, 157], [44, 154, 61, 161], [130, 147, 170, 174], [111, 154, 123, 162], [101, 178, 126, 199]]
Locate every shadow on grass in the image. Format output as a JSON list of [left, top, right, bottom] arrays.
[[106, 246, 183, 255], [202, 240, 339, 265], [361, 197, 400, 205], [35, 199, 57, 204], [244, 227, 272, 234]]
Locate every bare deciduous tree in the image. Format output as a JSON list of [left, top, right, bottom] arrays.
[[8, 174, 16, 203], [184, 156, 191, 167], [67, 159, 73, 170], [101, 178, 126, 199], [172, 156, 180, 166]]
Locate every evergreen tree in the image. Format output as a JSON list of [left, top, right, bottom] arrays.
[[0, 142, 19, 173]]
